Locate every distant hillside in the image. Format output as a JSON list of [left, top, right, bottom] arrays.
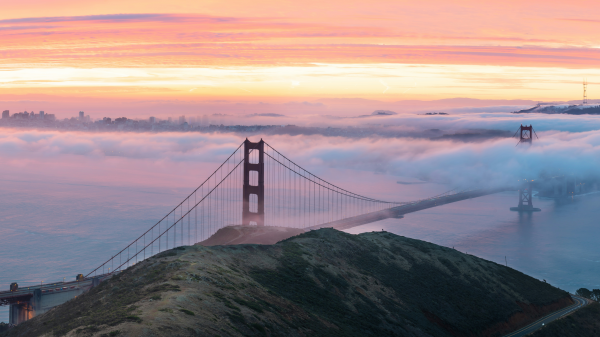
[[513, 104, 600, 115], [2, 229, 572, 337]]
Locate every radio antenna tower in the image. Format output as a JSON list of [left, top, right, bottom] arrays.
[[583, 79, 588, 105]]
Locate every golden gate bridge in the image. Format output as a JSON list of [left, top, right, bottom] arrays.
[[1, 139, 509, 324]]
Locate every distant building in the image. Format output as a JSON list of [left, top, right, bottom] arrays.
[[168, 117, 172, 123], [103, 117, 112, 124], [179, 115, 186, 125], [149, 116, 156, 124], [39, 111, 45, 119], [79, 111, 84, 120], [2, 110, 8, 119]]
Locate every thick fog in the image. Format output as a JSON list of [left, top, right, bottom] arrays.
[[1, 112, 599, 194]]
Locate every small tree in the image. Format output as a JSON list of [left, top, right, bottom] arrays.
[[592, 289, 600, 302], [576, 288, 592, 299]]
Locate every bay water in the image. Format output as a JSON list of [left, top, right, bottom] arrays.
[[1, 171, 598, 323]]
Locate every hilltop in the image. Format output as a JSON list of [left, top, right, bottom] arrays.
[[2, 228, 572, 337], [513, 104, 600, 115], [198, 226, 304, 246]]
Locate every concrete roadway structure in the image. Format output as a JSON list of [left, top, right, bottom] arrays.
[[0, 274, 109, 324], [308, 188, 508, 231], [502, 295, 591, 337]]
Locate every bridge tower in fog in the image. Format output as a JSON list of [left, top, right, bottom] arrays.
[[512, 125, 541, 211], [510, 181, 541, 212], [242, 139, 265, 226], [519, 125, 533, 144], [514, 124, 538, 145]]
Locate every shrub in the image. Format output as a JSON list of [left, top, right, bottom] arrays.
[[180, 309, 195, 316], [125, 316, 142, 323]]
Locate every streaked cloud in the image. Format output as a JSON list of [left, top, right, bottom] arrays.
[[0, 1, 599, 104]]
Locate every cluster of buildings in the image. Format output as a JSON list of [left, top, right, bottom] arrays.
[[1, 110, 439, 139], [0, 109, 454, 139], [1, 110, 97, 123], [0, 110, 290, 133], [2, 110, 56, 121]]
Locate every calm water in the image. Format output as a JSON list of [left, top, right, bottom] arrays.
[[1, 174, 599, 322], [348, 191, 600, 293]]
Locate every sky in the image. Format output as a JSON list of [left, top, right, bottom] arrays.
[[1, 0, 600, 118]]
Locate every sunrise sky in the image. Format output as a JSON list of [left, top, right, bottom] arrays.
[[1, 0, 599, 118]]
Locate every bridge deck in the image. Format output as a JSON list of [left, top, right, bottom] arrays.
[[0, 274, 110, 306], [307, 188, 507, 231]]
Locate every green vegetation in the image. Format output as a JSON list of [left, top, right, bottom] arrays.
[[576, 288, 600, 301], [232, 297, 265, 313], [179, 309, 195, 316], [0, 324, 8, 334], [155, 251, 177, 258], [249, 229, 570, 336], [2, 259, 178, 336], [1, 229, 573, 337], [124, 315, 142, 323], [530, 302, 600, 337]]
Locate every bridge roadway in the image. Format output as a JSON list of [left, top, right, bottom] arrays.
[[0, 274, 110, 325], [307, 188, 508, 231]]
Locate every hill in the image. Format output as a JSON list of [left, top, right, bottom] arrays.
[[513, 104, 600, 115], [198, 226, 304, 246], [2, 228, 572, 337]]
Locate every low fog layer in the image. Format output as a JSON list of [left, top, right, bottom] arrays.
[[1, 112, 599, 192]]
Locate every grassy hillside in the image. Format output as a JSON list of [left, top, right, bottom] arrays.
[[529, 302, 600, 337], [2, 229, 571, 337]]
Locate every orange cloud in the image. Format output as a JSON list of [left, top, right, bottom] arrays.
[[0, 12, 599, 68], [0, 2, 599, 102]]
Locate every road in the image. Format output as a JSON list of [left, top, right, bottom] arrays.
[[307, 188, 508, 231], [503, 295, 590, 337]]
